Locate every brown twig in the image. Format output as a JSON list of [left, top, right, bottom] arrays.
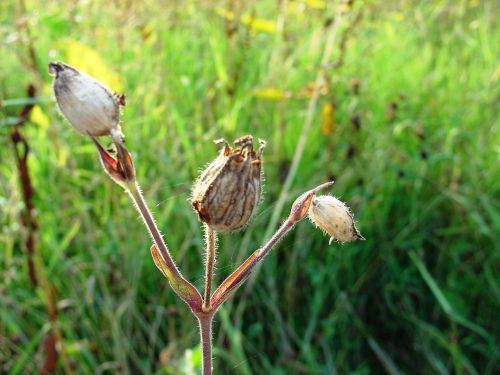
[[9, 84, 37, 287], [7, 85, 73, 375]]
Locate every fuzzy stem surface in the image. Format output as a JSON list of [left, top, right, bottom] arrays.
[[126, 181, 182, 278], [203, 224, 217, 311], [211, 181, 332, 310], [198, 315, 214, 375], [210, 219, 293, 310], [125, 181, 202, 311]]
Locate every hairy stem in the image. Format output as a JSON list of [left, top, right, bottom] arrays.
[[256, 219, 294, 262], [203, 224, 217, 311], [126, 181, 182, 279], [211, 219, 294, 310], [211, 182, 332, 310], [198, 315, 214, 375], [124, 181, 202, 311]]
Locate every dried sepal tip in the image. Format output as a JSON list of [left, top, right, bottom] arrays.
[[89, 134, 135, 187], [289, 181, 335, 223], [308, 195, 364, 243]]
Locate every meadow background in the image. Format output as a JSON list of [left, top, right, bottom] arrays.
[[1, 0, 499, 374]]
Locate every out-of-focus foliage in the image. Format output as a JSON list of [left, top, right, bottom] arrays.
[[1, 0, 498, 374]]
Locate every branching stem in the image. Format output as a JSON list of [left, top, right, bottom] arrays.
[[125, 180, 203, 312], [92, 120, 332, 375]]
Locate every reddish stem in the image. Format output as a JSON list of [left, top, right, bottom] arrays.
[[203, 225, 217, 311], [198, 315, 214, 375]]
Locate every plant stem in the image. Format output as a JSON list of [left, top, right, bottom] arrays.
[[256, 219, 293, 262], [211, 182, 332, 310], [33, 247, 73, 375], [203, 224, 217, 311], [124, 180, 202, 311], [210, 219, 293, 310], [198, 315, 214, 375], [126, 181, 182, 279]]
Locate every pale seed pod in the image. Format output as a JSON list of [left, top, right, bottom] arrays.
[[48, 61, 125, 143], [191, 135, 265, 232], [308, 195, 364, 243]]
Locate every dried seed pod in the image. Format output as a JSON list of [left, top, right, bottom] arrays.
[[308, 195, 364, 243], [48, 61, 125, 143], [191, 135, 265, 232]]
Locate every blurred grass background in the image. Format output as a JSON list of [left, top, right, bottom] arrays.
[[1, 0, 499, 374]]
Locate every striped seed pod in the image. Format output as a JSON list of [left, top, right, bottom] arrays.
[[191, 135, 265, 232]]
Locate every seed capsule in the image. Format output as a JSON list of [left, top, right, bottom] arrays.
[[308, 195, 364, 243], [191, 135, 265, 232], [48, 61, 124, 143]]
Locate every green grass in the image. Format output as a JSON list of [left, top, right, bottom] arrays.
[[1, 0, 499, 373]]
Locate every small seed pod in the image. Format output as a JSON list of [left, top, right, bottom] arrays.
[[191, 135, 265, 232], [48, 61, 125, 143], [308, 195, 364, 243]]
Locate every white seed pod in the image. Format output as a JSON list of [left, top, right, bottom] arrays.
[[308, 195, 364, 243], [48, 61, 124, 143]]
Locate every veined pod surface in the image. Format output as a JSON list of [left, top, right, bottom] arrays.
[[308, 195, 364, 243], [48, 61, 125, 143], [191, 135, 265, 232]]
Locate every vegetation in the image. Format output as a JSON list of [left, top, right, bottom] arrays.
[[1, 0, 498, 374]]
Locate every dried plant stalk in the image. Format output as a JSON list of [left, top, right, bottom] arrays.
[[48, 5, 365, 371]]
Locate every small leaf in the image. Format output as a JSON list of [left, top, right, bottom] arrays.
[[0, 117, 21, 128], [150, 245, 203, 312], [1, 97, 51, 107], [211, 250, 260, 310], [289, 181, 334, 222], [409, 251, 453, 316], [90, 135, 135, 186]]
